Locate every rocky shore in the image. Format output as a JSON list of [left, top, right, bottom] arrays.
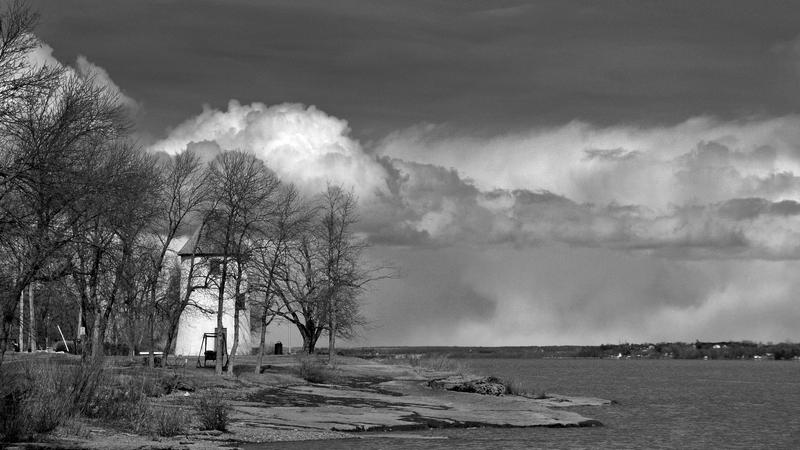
[[5, 355, 609, 449]]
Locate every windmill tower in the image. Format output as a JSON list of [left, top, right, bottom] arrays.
[[173, 226, 252, 357]]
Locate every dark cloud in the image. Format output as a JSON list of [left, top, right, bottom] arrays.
[[717, 198, 771, 220], [31, 0, 800, 142], [584, 148, 640, 161], [769, 199, 800, 216], [358, 245, 800, 346]]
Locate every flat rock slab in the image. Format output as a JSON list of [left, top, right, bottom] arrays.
[[231, 379, 603, 433]]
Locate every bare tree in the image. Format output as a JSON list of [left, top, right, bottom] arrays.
[[204, 150, 279, 376], [269, 185, 389, 359], [145, 150, 208, 367], [68, 145, 159, 360], [0, 1, 61, 130], [272, 233, 326, 353], [250, 184, 311, 373], [0, 67, 131, 364], [317, 185, 389, 365]]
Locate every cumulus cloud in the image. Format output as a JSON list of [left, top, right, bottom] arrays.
[[150, 101, 390, 199], [25, 41, 139, 111], [149, 102, 800, 260], [377, 117, 800, 210], [74, 55, 138, 110], [144, 100, 800, 343], [359, 116, 800, 259]]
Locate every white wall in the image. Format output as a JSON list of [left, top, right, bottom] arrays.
[[174, 256, 252, 357]]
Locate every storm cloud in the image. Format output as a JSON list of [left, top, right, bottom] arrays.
[[31, 0, 800, 345]]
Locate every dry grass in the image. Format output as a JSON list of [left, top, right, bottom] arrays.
[[413, 353, 471, 376], [151, 406, 189, 437], [196, 393, 231, 432], [295, 355, 338, 384], [498, 375, 547, 398], [0, 358, 196, 442]]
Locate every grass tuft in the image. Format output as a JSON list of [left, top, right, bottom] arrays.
[[295, 355, 337, 384], [196, 394, 231, 432], [151, 406, 188, 436]]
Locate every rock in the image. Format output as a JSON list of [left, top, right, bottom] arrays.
[[428, 376, 508, 396], [192, 429, 223, 436], [174, 380, 196, 392]]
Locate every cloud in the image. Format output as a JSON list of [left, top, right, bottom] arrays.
[[25, 41, 139, 111], [142, 101, 800, 343], [360, 245, 800, 346], [74, 55, 138, 110], [150, 101, 390, 200], [147, 101, 800, 259], [377, 117, 800, 211]]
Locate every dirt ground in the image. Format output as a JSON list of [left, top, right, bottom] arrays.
[[2, 352, 609, 449]]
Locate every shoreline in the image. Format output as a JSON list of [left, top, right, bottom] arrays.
[[2, 354, 610, 449]]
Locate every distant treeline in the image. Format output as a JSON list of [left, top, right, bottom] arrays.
[[341, 341, 800, 360]]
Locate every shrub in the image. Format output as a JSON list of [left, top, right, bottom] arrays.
[[1, 360, 81, 441], [151, 406, 188, 436], [295, 356, 335, 384], [502, 376, 529, 396], [83, 373, 149, 420], [498, 375, 548, 398], [0, 360, 193, 441], [0, 387, 27, 442], [418, 354, 469, 375], [196, 394, 231, 432]]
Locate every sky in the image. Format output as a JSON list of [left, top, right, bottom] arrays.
[[28, 0, 800, 345]]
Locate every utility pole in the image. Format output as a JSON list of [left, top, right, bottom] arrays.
[[29, 284, 35, 352]]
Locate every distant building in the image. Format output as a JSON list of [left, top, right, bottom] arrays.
[[173, 225, 252, 357]]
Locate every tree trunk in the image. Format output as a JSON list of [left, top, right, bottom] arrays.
[[0, 282, 25, 364], [145, 309, 155, 368], [79, 299, 89, 359], [28, 284, 35, 351], [0, 320, 11, 366], [91, 306, 102, 360], [127, 316, 137, 359], [328, 292, 336, 366], [301, 328, 317, 354], [77, 302, 83, 347], [161, 314, 181, 368], [227, 294, 241, 377], [215, 265, 227, 376], [328, 328, 336, 366], [18, 289, 24, 351], [255, 307, 269, 374]]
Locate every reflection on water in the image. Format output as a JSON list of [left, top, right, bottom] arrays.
[[255, 359, 800, 449]]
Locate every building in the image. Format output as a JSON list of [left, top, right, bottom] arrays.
[[173, 225, 252, 358]]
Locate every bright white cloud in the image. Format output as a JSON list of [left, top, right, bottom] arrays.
[[151, 103, 800, 260], [25, 40, 139, 110], [146, 102, 800, 344], [74, 55, 138, 110], [150, 101, 390, 200]]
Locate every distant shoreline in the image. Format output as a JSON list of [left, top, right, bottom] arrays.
[[339, 341, 800, 361]]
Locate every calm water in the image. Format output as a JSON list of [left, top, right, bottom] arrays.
[[258, 358, 800, 449]]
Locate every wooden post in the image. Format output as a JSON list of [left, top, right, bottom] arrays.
[[57, 325, 70, 353]]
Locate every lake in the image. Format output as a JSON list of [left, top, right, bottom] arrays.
[[258, 358, 800, 449]]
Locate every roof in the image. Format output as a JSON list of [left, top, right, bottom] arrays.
[[177, 218, 243, 257]]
